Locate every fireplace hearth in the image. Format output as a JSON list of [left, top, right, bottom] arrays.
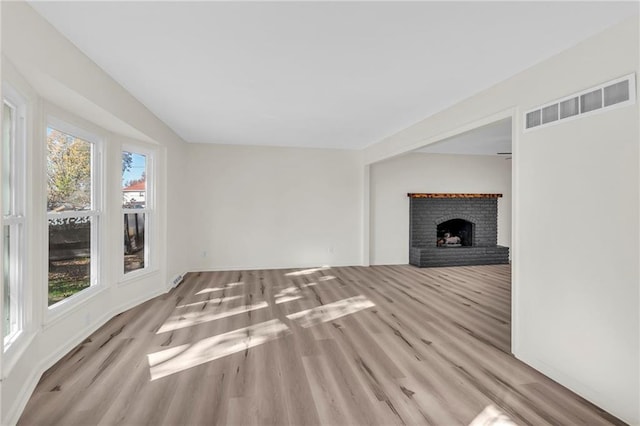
[[408, 193, 509, 267]]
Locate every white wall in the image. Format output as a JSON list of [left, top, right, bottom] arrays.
[[370, 153, 511, 265], [1, 3, 190, 424], [518, 104, 639, 424], [364, 16, 639, 425], [186, 144, 363, 270], [1, 1, 637, 424], [0, 4, 4, 421]]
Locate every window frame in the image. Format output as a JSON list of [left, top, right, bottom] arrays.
[[2, 83, 27, 350], [120, 144, 156, 282], [45, 115, 104, 316]]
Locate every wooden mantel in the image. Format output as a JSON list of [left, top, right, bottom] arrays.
[[407, 193, 502, 199]]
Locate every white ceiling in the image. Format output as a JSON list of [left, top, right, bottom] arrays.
[[29, 1, 638, 150], [417, 117, 511, 156]]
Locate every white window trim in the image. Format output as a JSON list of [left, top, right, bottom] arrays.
[[120, 144, 157, 283], [2, 83, 27, 351], [45, 115, 105, 321]]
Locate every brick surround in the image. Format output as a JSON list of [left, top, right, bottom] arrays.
[[408, 194, 509, 267]]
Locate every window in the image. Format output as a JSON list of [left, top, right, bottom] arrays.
[[2, 88, 26, 347], [122, 149, 152, 276], [47, 123, 101, 306]]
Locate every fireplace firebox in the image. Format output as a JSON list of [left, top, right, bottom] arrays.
[[408, 193, 509, 267], [437, 218, 473, 247]]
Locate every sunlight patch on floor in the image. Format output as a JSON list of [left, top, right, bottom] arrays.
[[273, 282, 318, 304], [468, 405, 518, 426], [285, 267, 330, 276], [274, 286, 300, 298], [195, 281, 244, 295], [318, 275, 336, 281], [151, 277, 376, 381], [148, 319, 290, 380], [157, 301, 268, 333], [286, 295, 375, 328], [275, 295, 303, 305], [176, 294, 243, 309]]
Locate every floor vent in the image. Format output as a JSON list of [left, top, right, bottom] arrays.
[[524, 73, 635, 131], [171, 273, 185, 288]]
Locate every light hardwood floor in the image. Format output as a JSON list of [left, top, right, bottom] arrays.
[[19, 265, 625, 425]]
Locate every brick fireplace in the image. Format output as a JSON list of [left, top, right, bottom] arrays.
[[408, 193, 509, 267]]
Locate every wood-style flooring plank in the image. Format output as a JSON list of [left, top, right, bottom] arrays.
[[18, 264, 626, 426]]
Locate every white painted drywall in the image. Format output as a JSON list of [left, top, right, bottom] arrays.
[[370, 153, 511, 265], [1, 1, 638, 424], [186, 144, 363, 271], [517, 105, 639, 424], [1, 3, 190, 424], [0, 3, 4, 422], [364, 16, 640, 425]]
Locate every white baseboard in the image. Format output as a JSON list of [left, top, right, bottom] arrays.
[[4, 361, 42, 426], [3, 286, 168, 426], [513, 350, 632, 425], [188, 262, 361, 272], [3, 309, 114, 426]]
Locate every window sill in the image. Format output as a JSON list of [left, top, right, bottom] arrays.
[[45, 284, 107, 327]]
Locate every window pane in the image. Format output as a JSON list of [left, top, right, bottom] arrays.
[[2, 103, 13, 216], [48, 216, 91, 306], [47, 128, 92, 212], [122, 152, 147, 209], [3, 225, 11, 337], [124, 213, 145, 274]]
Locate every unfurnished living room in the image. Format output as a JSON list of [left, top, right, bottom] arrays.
[[1, 1, 639, 425]]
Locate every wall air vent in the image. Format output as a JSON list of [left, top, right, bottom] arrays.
[[524, 73, 635, 131]]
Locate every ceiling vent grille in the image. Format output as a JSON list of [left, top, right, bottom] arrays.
[[524, 73, 635, 131]]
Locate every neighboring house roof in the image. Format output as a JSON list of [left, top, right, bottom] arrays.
[[123, 181, 145, 191]]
